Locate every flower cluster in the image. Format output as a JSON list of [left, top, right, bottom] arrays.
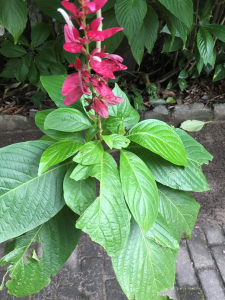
[[58, 0, 127, 118]]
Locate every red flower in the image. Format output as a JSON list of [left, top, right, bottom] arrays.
[[62, 58, 90, 105], [87, 18, 123, 41]]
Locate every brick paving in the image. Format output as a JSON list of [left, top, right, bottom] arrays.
[[0, 226, 225, 300]]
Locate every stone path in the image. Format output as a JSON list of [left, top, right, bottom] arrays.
[[1, 225, 225, 300]]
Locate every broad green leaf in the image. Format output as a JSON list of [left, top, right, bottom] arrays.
[[127, 142, 210, 192], [35, 109, 85, 141], [130, 4, 159, 64], [28, 62, 40, 86], [178, 79, 187, 91], [76, 153, 131, 256], [38, 140, 83, 175], [85, 126, 98, 142], [157, 0, 193, 29], [180, 120, 206, 132], [14, 54, 30, 83], [195, 42, 204, 74], [112, 218, 178, 300], [109, 84, 131, 118], [115, 0, 147, 40], [0, 58, 20, 78], [73, 141, 104, 165], [32, 90, 46, 107], [39, 135, 56, 142], [127, 119, 187, 166], [0, 0, 27, 43], [0, 206, 81, 297], [166, 97, 176, 104], [70, 163, 97, 181], [201, 0, 214, 20], [44, 108, 92, 132], [197, 27, 214, 66], [124, 106, 140, 130], [31, 23, 52, 47], [0, 40, 27, 57], [120, 150, 159, 232], [40, 75, 86, 113], [213, 64, 225, 82], [148, 213, 179, 249], [36, 40, 57, 62], [102, 116, 123, 134], [63, 164, 96, 215], [203, 24, 225, 42], [179, 69, 188, 79], [162, 36, 183, 53], [158, 184, 200, 241], [34, 0, 67, 21], [0, 141, 69, 243], [101, 134, 130, 149]]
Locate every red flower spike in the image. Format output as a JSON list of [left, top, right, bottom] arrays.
[[90, 18, 103, 31], [75, 57, 82, 70], [62, 73, 80, 95], [64, 87, 84, 105], [91, 98, 109, 118]]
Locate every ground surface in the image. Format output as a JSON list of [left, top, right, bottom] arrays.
[[0, 119, 224, 299]]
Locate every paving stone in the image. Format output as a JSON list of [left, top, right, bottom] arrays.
[[176, 245, 199, 289], [187, 228, 215, 270], [0, 114, 37, 132], [172, 103, 212, 126], [211, 246, 225, 282], [81, 257, 105, 300], [58, 248, 79, 287], [32, 281, 57, 300], [0, 271, 7, 300], [79, 233, 103, 257], [0, 241, 8, 271], [153, 105, 169, 115], [203, 225, 225, 245], [105, 279, 128, 300], [179, 290, 204, 300], [214, 104, 225, 121], [57, 284, 81, 300], [103, 251, 115, 279], [159, 288, 180, 300], [198, 269, 225, 300], [8, 295, 30, 300], [144, 110, 171, 123]]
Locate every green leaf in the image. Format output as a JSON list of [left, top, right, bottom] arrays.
[[38, 140, 83, 175], [157, 0, 193, 29], [109, 83, 131, 118], [32, 90, 46, 107], [127, 141, 211, 192], [49, 61, 67, 75], [148, 213, 179, 249], [0, 141, 69, 243], [28, 62, 40, 86], [36, 40, 57, 62], [63, 164, 96, 215], [102, 134, 130, 149], [166, 97, 176, 104], [40, 75, 86, 113], [76, 153, 131, 256], [73, 141, 104, 165], [33, 0, 67, 22], [0, 58, 20, 78], [85, 126, 98, 142], [162, 36, 183, 52], [35, 109, 85, 141], [31, 23, 52, 47], [112, 218, 178, 300], [180, 120, 207, 132], [178, 79, 187, 91], [179, 69, 188, 79], [0, 40, 27, 57], [213, 64, 225, 81], [115, 0, 147, 40], [197, 27, 214, 66], [0, 0, 27, 44], [158, 184, 200, 241], [127, 119, 187, 166], [203, 24, 225, 43], [14, 53, 30, 82], [120, 150, 159, 232], [195, 43, 204, 74], [0, 206, 81, 297], [124, 106, 140, 130], [44, 108, 92, 132], [201, 0, 214, 20]]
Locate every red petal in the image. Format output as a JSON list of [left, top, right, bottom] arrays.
[[103, 59, 127, 72], [75, 57, 82, 70], [92, 0, 108, 12], [91, 80, 113, 98], [62, 73, 79, 95], [87, 27, 123, 41], [91, 98, 109, 118], [64, 42, 83, 53], [64, 87, 83, 105], [64, 24, 80, 43], [103, 96, 124, 105], [90, 60, 115, 79], [62, 1, 80, 16], [106, 54, 124, 62], [90, 18, 103, 30], [86, 2, 96, 12]]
